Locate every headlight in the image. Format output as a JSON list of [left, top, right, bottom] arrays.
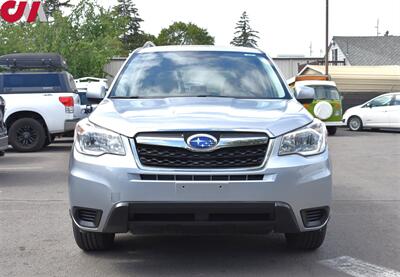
[[75, 119, 125, 156], [279, 119, 327, 156]]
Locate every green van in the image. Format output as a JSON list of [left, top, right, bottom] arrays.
[[289, 76, 344, 135]]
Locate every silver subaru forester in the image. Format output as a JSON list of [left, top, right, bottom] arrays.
[[69, 45, 332, 251]]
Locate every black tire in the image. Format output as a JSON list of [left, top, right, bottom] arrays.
[[285, 225, 327, 250], [44, 135, 56, 147], [327, 127, 337, 136], [72, 223, 115, 251], [8, 118, 46, 152], [348, 116, 363, 131], [0, 151, 4, 157]]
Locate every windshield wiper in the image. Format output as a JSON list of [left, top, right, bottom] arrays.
[[109, 96, 140, 99], [194, 95, 234, 98]]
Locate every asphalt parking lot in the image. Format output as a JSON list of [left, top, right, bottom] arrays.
[[0, 128, 399, 277]]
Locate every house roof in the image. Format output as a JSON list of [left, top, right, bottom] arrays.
[[297, 65, 400, 93], [332, 36, 400, 65]]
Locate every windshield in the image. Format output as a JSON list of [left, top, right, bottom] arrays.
[[110, 51, 290, 99], [307, 85, 340, 100]]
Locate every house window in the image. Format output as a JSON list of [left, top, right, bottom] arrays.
[[332, 49, 338, 61]]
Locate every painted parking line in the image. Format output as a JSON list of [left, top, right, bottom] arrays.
[[319, 256, 400, 277], [0, 166, 44, 171]]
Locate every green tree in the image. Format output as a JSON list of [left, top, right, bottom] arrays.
[[113, 0, 149, 52], [231, 11, 259, 47], [156, 22, 214, 45], [0, 0, 125, 78], [43, 0, 72, 17]]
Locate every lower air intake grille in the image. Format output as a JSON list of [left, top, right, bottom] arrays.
[[140, 174, 264, 181], [301, 207, 329, 228], [74, 207, 102, 228]]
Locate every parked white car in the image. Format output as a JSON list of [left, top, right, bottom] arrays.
[[343, 92, 400, 131]]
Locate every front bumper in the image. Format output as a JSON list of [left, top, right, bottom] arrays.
[[71, 202, 330, 234], [0, 135, 8, 151], [324, 121, 345, 127], [69, 137, 332, 233]]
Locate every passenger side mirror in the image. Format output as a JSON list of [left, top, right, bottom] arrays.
[[295, 86, 315, 104]]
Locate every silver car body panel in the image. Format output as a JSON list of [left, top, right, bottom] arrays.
[[89, 98, 313, 138]]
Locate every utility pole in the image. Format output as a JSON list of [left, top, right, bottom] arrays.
[[375, 19, 380, 36], [324, 0, 329, 75], [309, 42, 313, 56]]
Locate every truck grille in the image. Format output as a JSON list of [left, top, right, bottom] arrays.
[[135, 133, 269, 169]]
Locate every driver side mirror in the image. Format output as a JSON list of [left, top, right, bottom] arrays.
[[295, 86, 315, 104]]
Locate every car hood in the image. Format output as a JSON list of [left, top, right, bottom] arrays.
[[89, 97, 313, 138], [344, 104, 362, 114]]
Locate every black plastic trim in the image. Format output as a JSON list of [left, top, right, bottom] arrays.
[[300, 206, 330, 228], [102, 202, 301, 234], [72, 207, 102, 228]]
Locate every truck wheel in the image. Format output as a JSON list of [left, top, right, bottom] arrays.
[[285, 225, 327, 250], [348, 116, 363, 131], [327, 127, 337, 136], [9, 118, 46, 152], [72, 223, 115, 251], [44, 135, 56, 147]]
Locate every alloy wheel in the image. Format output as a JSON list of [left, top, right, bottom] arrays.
[[16, 125, 38, 146]]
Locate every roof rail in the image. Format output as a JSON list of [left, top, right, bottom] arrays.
[[142, 41, 156, 48]]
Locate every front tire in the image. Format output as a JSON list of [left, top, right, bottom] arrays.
[[8, 118, 46, 152], [348, 116, 363, 131], [285, 225, 327, 250], [44, 135, 56, 147], [72, 223, 115, 251], [327, 126, 337, 136]]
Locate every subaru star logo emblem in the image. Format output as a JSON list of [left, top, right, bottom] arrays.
[[187, 134, 217, 152]]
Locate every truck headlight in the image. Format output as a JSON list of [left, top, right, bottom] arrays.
[[279, 119, 327, 156], [75, 119, 125, 156]]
